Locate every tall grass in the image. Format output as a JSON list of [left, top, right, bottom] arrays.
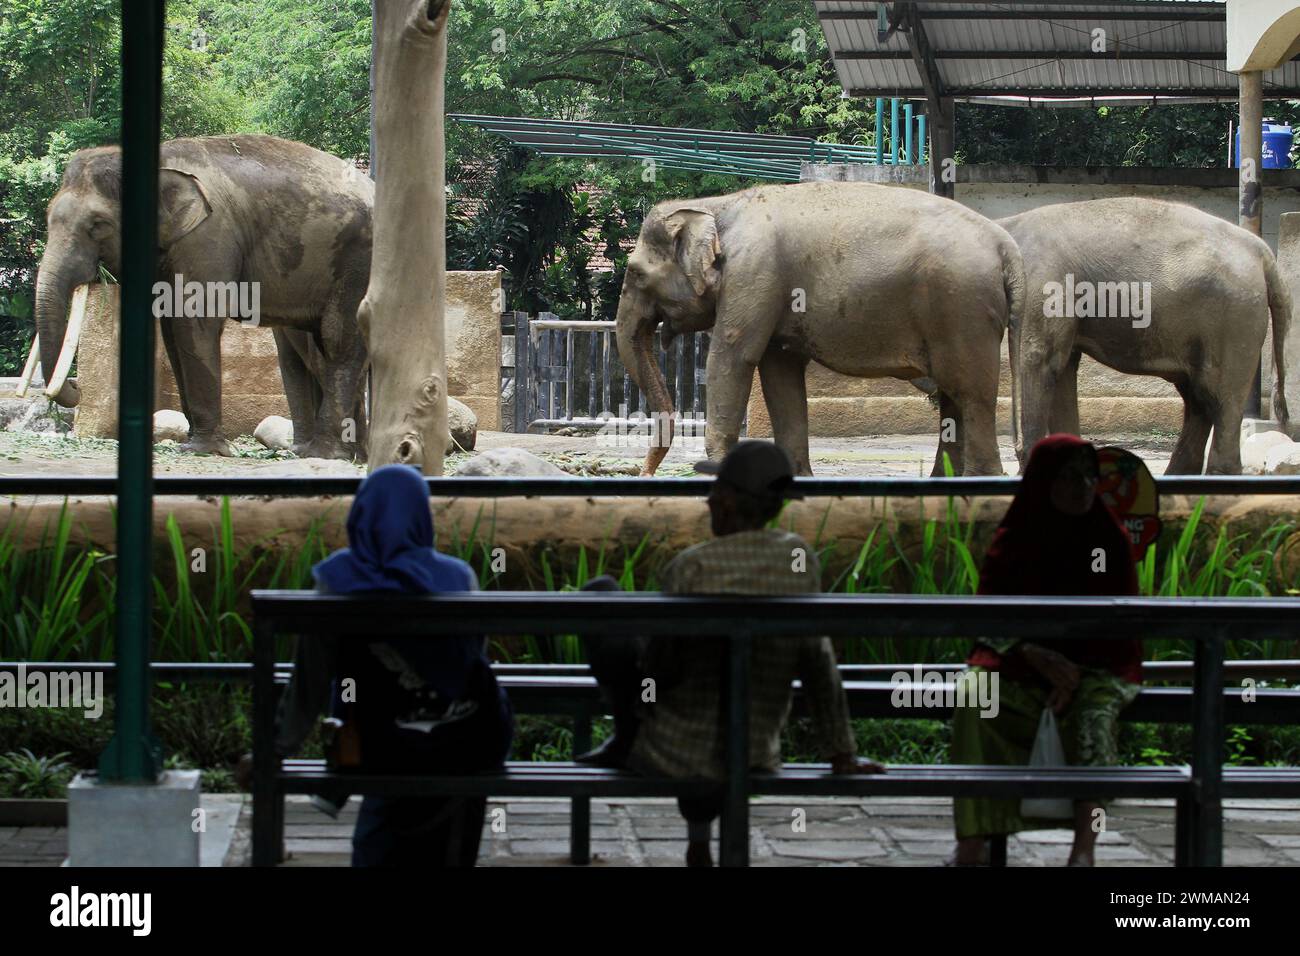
[[0, 502, 112, 660], [0, 497, 328, 662], [153, 498, 330, 661], [0, 493, 1296, 665]]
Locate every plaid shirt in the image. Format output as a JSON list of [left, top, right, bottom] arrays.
[[627, 528, 857, 780]]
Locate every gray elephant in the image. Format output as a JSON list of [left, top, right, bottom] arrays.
[[1001, 197, 1295, 474], [35, 134, 372, 458], [615, 181, 1024, 476]]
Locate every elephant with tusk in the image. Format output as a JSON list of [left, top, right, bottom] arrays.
[[1000, 197, 1297, 475], [33, 135, 372, 458], [615, 181, 1024, 476]]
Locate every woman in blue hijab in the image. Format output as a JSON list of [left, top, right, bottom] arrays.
[[272, 464, 513, 867]]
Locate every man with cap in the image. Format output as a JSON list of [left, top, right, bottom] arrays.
[[577, 440, 884, 866]]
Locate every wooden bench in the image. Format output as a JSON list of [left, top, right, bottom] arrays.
[[251, 590, 1300, 867]]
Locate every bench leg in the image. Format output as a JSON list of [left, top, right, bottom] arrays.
[[252, 619, 277, 867], [570, 709, 592, 865], [1174, 795, 1190, 867], [275, 788, 287, 863], [719, 633, 751, 867], [989, 834, 1007, 867], [1190, 630, 1225, 866]]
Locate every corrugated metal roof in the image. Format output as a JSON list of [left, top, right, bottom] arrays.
[[816, 0, 1300, 102]]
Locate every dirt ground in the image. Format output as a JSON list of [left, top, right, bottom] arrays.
[[0, 428, 1182, 479]]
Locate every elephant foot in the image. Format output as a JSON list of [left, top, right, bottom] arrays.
[[295, 438, 352, 461], [180, 436, 234, 457]]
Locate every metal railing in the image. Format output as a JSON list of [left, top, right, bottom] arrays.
[[508, 312, 711, 435], [8, 474, 1300, 497]]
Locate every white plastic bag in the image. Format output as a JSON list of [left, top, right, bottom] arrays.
[[1020, 709, 1073, 820]]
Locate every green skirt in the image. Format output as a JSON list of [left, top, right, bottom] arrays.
[[951, 666, 1139, 840]]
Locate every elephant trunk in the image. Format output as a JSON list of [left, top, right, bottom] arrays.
[[33, 262, 84, 408], [616, 301, 674, 476]]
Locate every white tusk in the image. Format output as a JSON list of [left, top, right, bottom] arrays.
[[45, 283, 88, 399], [14, 333, 39, 398]]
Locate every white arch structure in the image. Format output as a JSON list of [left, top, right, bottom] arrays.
[[1225, 1, 1300, 238]]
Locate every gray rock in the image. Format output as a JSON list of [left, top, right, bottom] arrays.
[[153, 409, 189, 443], [254, 415, 294, 451], [7, 399, 75, 435], [1264, 440, 1300, 475], [447, 397, 478, 453], [0, 398, 36, 430], [453, 447, 569, 477], [1242, 430, 1291, 475]]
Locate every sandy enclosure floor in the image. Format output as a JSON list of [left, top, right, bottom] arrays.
[[0, 429, 1180, 480]]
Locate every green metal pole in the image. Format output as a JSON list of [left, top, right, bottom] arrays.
[[875, 98, 884, 166], [100, 0, 165, 783], [904, 103, 914, 164], [890, 98, 901, 166], [918, 114, 927, 164]]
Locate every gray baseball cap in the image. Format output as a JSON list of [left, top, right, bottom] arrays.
[[695, 440, 803, 500]]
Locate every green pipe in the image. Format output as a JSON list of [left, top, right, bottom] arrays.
[[905, 103, 914, 164], [100, 0, 164, 782], [890, 98, 901, 166], [574, 133, 799, 177], [875, 98, 884, 166], [918, 114, 927, 164]]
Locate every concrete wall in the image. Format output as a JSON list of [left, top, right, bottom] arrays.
[[747, 165, 1300, 438], [74, 271, 502, 439], [1228, 0, 1300, 71], [446, 270, 503, 431]]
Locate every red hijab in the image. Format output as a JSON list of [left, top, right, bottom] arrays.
[[973, 434, 1142, 682]]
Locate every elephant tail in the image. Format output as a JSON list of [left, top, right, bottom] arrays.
[[999, 234, 1027, 458], [1265, 249, 1293, 434]]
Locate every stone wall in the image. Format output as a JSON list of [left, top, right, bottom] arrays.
[[446, 270, 503, 431], [74, 271, 502, 439]]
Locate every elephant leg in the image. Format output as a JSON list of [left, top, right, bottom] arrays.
[[272, 327, 319, 453], [350, 394, 369, 463], [1048, 351, 1082, 436], [757, 346, 811, 476], [1014, 308, 1077, 470], [165, 316, 231, 456], [159, 319, 195, 428], [952, 388, 1002, 476], [930, 337, 1003, 476], [1205, 380, 1249, 476], [1167, 382, 1213, 474], [304, 297, 369, 460], [703, 337, 756, 464], [931, 392, 964, 477]]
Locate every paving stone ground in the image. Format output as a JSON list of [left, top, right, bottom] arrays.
[[6, 796, 1298, 867], [52, 795, 1300, 868]]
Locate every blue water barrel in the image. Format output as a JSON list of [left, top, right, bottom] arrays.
[[1235, 122, 1294, 168]]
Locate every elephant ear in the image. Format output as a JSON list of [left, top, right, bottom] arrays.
[[664, 207, 722, 298], [158, 168, 212, 246]]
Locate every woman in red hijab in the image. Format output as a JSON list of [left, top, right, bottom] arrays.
[[950, 434, 1142, 866]]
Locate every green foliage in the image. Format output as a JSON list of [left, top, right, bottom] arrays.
[[0, 503, 113, 661], [0, 747, 74, 798]]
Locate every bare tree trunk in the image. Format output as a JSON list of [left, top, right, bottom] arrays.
[[359, 0, 450, 473]]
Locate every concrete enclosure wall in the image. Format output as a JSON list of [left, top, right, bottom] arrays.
[[747, 167, 1300, 439], [73, 271, 502, 439]]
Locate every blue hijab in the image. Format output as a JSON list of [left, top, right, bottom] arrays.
[[313, 465, 485, 701], [313, 464, 473, 595]]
